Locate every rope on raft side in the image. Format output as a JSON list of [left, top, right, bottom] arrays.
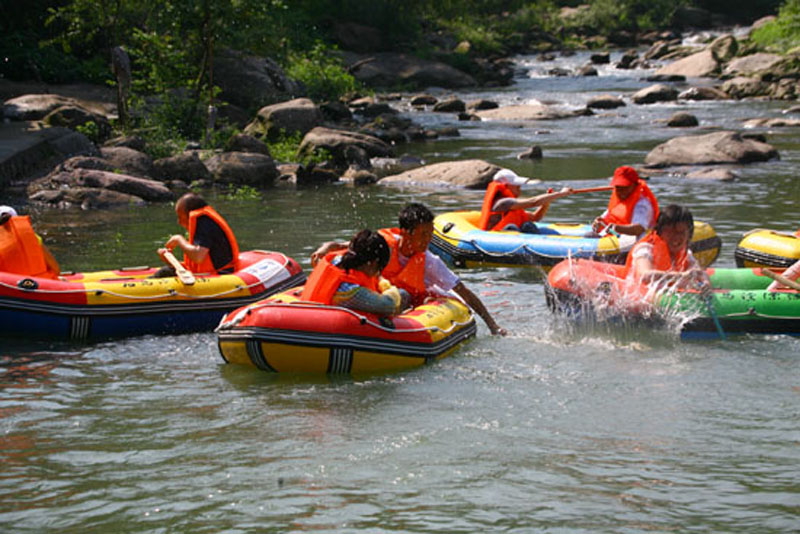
[[216, 299, 475, 335], [0, 252, 294, 301]]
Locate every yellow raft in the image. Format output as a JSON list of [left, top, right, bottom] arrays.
[[735, 228, 800, 268]]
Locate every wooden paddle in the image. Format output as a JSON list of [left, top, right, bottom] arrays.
[[163, 250, 196, 285], [762, 268, 800, 291], [566, 185, 614, 194]]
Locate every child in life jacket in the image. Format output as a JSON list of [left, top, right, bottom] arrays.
[[302, 229, 410, 315], [0, 205, 61, 279], [625, 204, 710, 291], [479, 169, 572, 233]]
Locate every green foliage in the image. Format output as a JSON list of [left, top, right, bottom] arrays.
[[554, 0, 685, 37], [74, 121, 101, 143], [750, 0, 800, 52], [224, 184, 261, 201], [267, 130, 332, 165], [286, 42, 361, 102]]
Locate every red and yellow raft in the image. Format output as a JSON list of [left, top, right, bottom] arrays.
[[216, 288, 477, 374], [0, 250, 304, 341]]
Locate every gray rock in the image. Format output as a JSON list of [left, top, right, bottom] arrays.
[[723, 53, 784, 77], [467, 99, 499, 111], [2, 94, 113, 121], [632, 84, 679, 105], [343, 52, 477, 89], [244, 97, 322, 140], [721, 77, 769, 99], [224, 134, 271, 156], [379, 159, 501, 189], [47, 130, 99, 158], [742, 118, 800, 128], [410, 94, 438, 106], [100, 146, 154, 177], [644, 131, 779, 167], [587, 94, 626, 109], [152, 152, 212, 183], [298, 127, 393, 165], [204, 151, 279, 186], [30, 187, 146, 209], [476, 104, 582, 121], [667, 112, 699, 127], [104, 135, 146, 152], [43, 105, 111, 141], [654, 49, 719, 78], [517, 146, 543, 159], [213, 48, 303, 111], [678, 86, 729, 101], [433, 98, 466, 113]]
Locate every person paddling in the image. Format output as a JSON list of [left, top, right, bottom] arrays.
[[478, 169, 573, 233], [155, 193, 239, 277], [303, 229, 410, 316], [590, 166, 659, 239], [312, 203, 507, 335]]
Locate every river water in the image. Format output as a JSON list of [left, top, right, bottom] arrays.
[[2, 50, 799, 532]]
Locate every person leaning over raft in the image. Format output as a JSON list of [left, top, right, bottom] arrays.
[[312, 203, 507, 336], [479, 169, 573, 233], [303, 229, 411, 315], [590, 165, 659, 239], [155, 193, 239, 277], [0, 205, 61, 280], [625, 204, 711, 291]]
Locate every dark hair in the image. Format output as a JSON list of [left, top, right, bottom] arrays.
[[398, 203, 433, 231], [178, 192, 208, 213], [655, 204, 694, 239], [338, 230, 390, 272]]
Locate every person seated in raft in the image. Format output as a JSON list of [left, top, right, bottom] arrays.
[[625, 204, 711, 291], [479, 169, 573, 233], [0, 205, 61, 280], [589, 166, 659, 239], [154, 192, 239, 277], [312, 203, 507, 335], [302, 229, 411, 315]]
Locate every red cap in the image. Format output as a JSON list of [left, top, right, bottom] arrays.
[[610, 166, 639, 187]]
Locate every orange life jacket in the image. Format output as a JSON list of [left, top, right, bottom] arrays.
[[378, 228, 427, 302], [624, 231, 690, 279], [184, 206, 239, 274], [301, 252, 379, 304], [478, 181, 531, 231], [601, 181, 659, 228], [0, 216, 59, 279]]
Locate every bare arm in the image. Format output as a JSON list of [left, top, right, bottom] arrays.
[[492, 187, 573, 213], [310, 240, 348, 267], [451, 281, 507, 336], [160, 235, 209, 264]]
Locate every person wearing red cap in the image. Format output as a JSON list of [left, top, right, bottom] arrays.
[[478, 169, 572, 233], [590, 166, 659, 239]]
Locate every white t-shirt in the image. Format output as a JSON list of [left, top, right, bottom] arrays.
[[396, 250, 460, 293], [601, 196, 656, 238]]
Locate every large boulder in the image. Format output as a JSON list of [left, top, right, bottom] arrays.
[[244, 97, 323, 140], [708, 34, 738, 63], [343, 52, 476, 89], [721, 77, 770, 99], [213, 48, 304, 111], [43, 105, 112, 141], [723, 53, 784, 77], [204, 152, 279, 186], [297, 127, 393, 166], [587, 95, 626, 109], [644, 131, 779, 167], [28, 168, 173, 205], [476, 104, 583, 121], [379, 159, 501, 189], [2, 94, 114, 121], [29, 187, 146, 209], [152, 152, 212, 183], [99, 147, 153, 178], [654, 49, 719, 78], [631, 84, 679, 104], [678, 86, 729, 101]]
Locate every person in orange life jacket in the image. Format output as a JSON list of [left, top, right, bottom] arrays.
[[590, 166, 659, 239], [0, 205, 61, 279], [312, 203, 507, 335], [155, 193, 238, 276], [626, 204, 710, 291], [480, 169, 573, 233], [302, 229, 411, 315]]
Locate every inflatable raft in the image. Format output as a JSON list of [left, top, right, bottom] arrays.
[[0, 250, 305, 340], [216, 288, 476, 374], [430, 211, 721, 270], [546, 258, 800, 338], [734, 228, 800, 268]]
